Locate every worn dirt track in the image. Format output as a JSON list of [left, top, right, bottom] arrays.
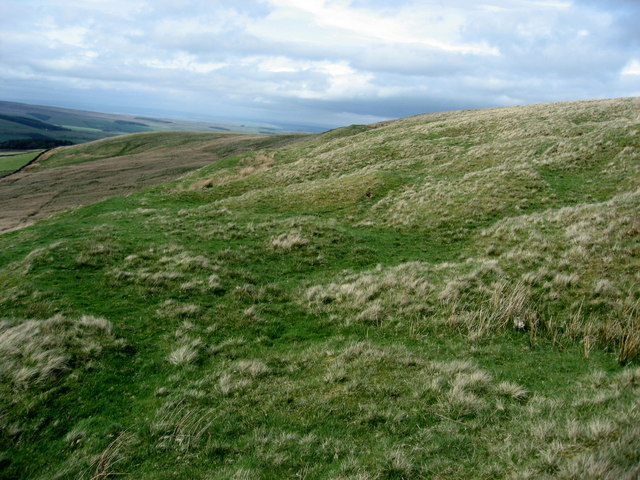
[[0, 133, 310, 234]]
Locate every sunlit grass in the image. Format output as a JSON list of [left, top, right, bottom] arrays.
[[0, 97, 638, 479]]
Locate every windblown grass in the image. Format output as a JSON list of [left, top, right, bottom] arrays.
[[0, 315, 115, 392], [0, 97, 638, 479]]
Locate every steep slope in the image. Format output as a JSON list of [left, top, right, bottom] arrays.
[[0, 98, 638, 479]]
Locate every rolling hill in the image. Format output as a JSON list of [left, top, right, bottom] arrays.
[[0, 101, 298, 146], [0, 131, 312, 233], [0, 97, 638, 479]]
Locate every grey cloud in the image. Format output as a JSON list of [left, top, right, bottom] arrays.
[[273, 92, 495, 120], [354, 45, 478, 77], [0, 0, 638, 129]]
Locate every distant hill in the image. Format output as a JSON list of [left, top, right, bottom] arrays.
[[0, 101, 295, 145]]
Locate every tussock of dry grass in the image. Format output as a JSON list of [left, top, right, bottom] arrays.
[[167, 344, 200, 366], [166, 320, 206, 366], [89, 432, 134, 480], [149, 339, 640, 478], [269, 231, 308, 250], [304, 184, 640, 361], [152, 400, 214, 451], [152, 340, 533, 472], [305, 262, 434, 325], [13, 240, 67, 274], [503, 367, 640, 479], [371, 163, 547, 228], [0, 315, 115, 392], [157, 299, 202, 319], [188, 151, 277, 190], [109, 244, 222, 293]]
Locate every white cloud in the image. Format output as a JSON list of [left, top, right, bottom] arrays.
[[0, 0, 638, 127], [258, 57, 303, 73], [42, 25, 90, 48], [263, 0, 500, 55], [622, 59, 640, 76], [141, 54, 228, 74]]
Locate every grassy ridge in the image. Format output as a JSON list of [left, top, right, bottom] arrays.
[[0, 98, 638, 479], [39, 131, 309, 169], [0, 131, 313, 234]]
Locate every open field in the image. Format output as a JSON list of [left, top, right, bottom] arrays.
[[0, 98, 638, 479], [0, 150, 43, 177]]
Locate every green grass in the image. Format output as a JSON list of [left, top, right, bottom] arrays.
[[0, 97, 638, 479], [39, 131, 311, 169], [0, 150, 42, 176]]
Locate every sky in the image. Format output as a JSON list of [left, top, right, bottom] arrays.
[[1, 0, 639, 129]]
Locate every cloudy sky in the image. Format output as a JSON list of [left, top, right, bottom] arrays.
[[1, 0, 639, 128]]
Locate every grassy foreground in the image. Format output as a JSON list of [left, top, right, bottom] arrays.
[[0, 98, 638, 479]]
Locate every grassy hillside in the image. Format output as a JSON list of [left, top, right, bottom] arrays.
[[0, 101, 297, 145], [0, 98, 638, 479], [0, 131, 311, 233]]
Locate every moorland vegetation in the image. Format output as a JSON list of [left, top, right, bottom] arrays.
[[0, 97, 638, 479]]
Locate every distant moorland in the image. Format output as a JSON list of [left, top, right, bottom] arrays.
[[0, 101, 295, 147]]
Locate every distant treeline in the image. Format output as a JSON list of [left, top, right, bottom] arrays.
[[135, 116, 174, 124], [115, 119, 149, 127], [0, 138, 75, 149], [0, 114, 71, 131]]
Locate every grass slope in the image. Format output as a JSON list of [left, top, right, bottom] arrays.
[[0, 151, 42, 177], [0, 98, 638, 479], [0, 131, 311, 234]]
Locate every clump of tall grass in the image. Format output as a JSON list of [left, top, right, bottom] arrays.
[[617, 301, 640, 365], [17, 240, 66, 274], [167, 342, 201, 366], [188, 150, 276, 190], [89, 431, 134, 480], [269, 231, 308, 250], [152, 399, 214, 451], [480, 188, 640, 361], [369, 163, 547, 229], [304, 185, 640, 361], [145, 327, 640, 477], [0, 315, 116, 392], [108, 244, 222, 293], [150, 340, 538, 476], [157, 299, 202, 319], [305, 261, 434, 327]]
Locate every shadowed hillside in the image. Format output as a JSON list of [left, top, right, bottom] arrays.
[[0, 98, 638, 479]]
